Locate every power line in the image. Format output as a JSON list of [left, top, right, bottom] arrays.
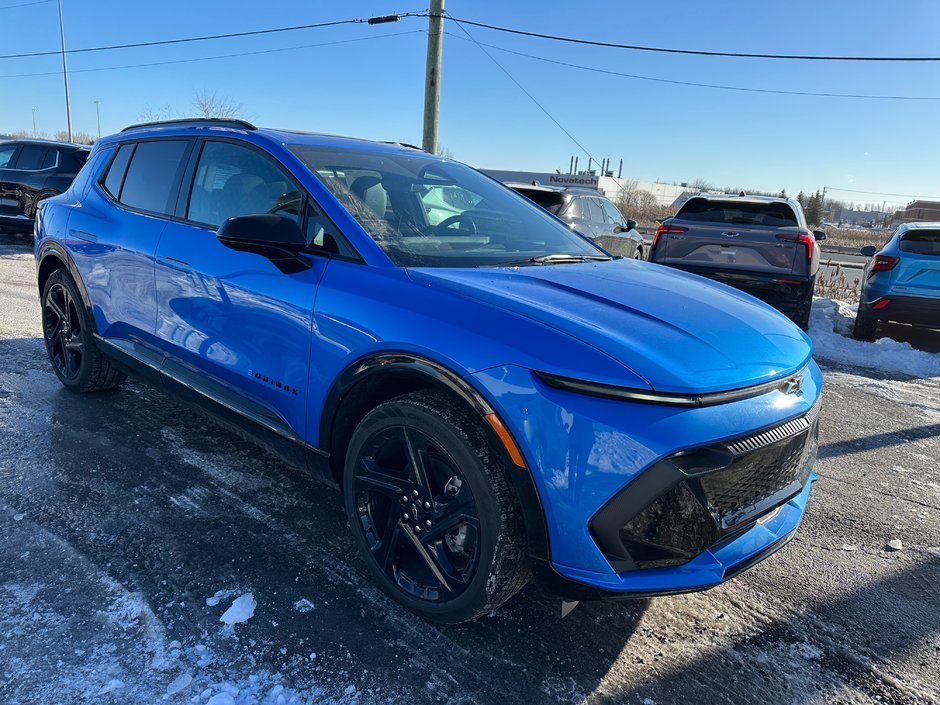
[[825, 186, 940, 200], [0, 12, 422, 60], [0, 31, 422, 79], [0, 0, 52, 10], [437, 13, 940, 62], [447, 16, 596, 163], [444, 33, 940, 101]]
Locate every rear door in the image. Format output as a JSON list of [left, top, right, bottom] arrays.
[[656, 198, 804, 275], [1, 143, 51, 220], [67, 138, 193, 345], [0, 143, 22, 221], [893, 229, 940, 297]]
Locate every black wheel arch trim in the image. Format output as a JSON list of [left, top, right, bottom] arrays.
[[321, 352, 552, 564], [36, 242, 98, 335]]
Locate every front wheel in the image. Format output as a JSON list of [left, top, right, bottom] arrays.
[[41, 270, 125, 392], [343, 390, 529, 624]]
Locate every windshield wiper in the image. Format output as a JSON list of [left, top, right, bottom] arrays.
[[529, 253, 612, 264]]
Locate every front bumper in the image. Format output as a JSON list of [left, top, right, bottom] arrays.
[[471, 361, 822, 597]]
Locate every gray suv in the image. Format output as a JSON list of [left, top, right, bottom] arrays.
[[509, 183, 645, 259], [649, 194, 826, 329]]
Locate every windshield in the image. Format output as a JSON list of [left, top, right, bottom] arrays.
[[290, 146, 605, 267]]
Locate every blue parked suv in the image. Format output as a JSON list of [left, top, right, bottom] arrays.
[[855, 223, 940, 340], [34, 119, 822, 623]]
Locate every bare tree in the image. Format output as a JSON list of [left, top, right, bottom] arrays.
[[138, 103, 178, 122], [192, 91, 244, 119], [53, 130, 94, 144]]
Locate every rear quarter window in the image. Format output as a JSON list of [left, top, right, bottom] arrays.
[[899, 230, 940, 255], [677, 198, 798, 227], [102, 144, 134, 199], [118, 140, 190, 215]]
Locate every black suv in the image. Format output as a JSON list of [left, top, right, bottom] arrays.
[[649, 194, 826, 329], [509, 183, 645, 259], [0, 139, 90, 234]]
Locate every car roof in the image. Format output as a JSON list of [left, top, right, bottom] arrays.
[[506, 182, 599, 196], [0, 138, 89, 151], [105, 118, 426, 157], [690, 193, 796, 206], [899, 221, 940, 230]]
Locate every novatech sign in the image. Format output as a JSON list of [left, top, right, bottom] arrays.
[[482, 169, 600, 190]]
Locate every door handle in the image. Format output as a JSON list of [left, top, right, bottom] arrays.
[[69, 229, 97, 243], [157, 256, 192, 272]]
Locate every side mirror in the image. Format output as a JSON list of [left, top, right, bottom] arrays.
[[812, 230, 827, 241], [217, 213, 306, 250], [860, 245, 877, 257]]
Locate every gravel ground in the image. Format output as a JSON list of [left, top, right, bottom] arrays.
[[1, 235, 938, 705]]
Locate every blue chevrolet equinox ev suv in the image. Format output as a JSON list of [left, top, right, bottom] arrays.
[[34, 119, 822, 624]]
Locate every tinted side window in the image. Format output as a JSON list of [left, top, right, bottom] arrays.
[[41, 149, 59, 169], [14, 145, 47, 170], [601, 199, 624, 225], [565, 198, 586, 220], [120, 140, 189, 215], [187, 141, 302, 228], [585, 198, 606, 223], [102, 144, 134, 199], [0, 145, 16, 168]]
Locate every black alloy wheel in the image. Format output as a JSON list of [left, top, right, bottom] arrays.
[[43, 279, 86, 382], [352, 425, 480, 602], [344, 390, 528, 623], [41, 270, 125, 392]]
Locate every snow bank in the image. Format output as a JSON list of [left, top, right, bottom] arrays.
[[219, 593, 256, 626], [809, 298, 940, 378]]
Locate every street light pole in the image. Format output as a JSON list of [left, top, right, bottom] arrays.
[[31, 108, 37, 135], [57, 0, 72, 142], [94, 100, 101, 139], [421, 0, 444, 154]]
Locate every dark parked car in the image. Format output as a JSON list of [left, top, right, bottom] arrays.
[[0, 139, 90, 234], [854, 223, 940, 340], [509, 183, 645, 259], [649, 194, 826, 329]]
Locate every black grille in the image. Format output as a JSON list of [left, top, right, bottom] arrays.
[[591, 398, 820, 572]]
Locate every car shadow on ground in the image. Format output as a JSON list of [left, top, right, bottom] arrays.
[[0, 336, 647, 703], [605, 557, 940, 704], [877, 323, 940, 354], [817, 423, 940, 460]]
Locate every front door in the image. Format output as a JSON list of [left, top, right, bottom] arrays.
[[153, 139, 330, 441]]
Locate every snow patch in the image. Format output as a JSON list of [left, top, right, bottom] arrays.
[[220, 593, 256, 626], [809, 298, 940, 378], [292, 598, 315, 613]]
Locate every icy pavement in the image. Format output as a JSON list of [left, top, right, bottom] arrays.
[[1, 238, 938, 704]]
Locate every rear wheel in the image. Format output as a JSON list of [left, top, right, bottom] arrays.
[[343, 390, 528, 624], [41, 270, 125, 392], [853, 306, 878, 341]]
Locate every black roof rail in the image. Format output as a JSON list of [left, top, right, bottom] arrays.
[[120, 117, 257, 133]]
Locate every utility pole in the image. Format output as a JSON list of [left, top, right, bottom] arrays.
[[94, 100, 101, 139], [31, 108, 37, 135], [422, 0, 444, 154], [57, 0, 72, 142]]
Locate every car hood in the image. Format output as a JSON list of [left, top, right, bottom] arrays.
[[409, 260, 812, 394]]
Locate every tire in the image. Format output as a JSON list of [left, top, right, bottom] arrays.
[[853, 306, 878, 341], [633, 246, 643, 260], [343, 390, 529, 624], [791, 303, 811, 331], [41, 269, 126, 392]]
